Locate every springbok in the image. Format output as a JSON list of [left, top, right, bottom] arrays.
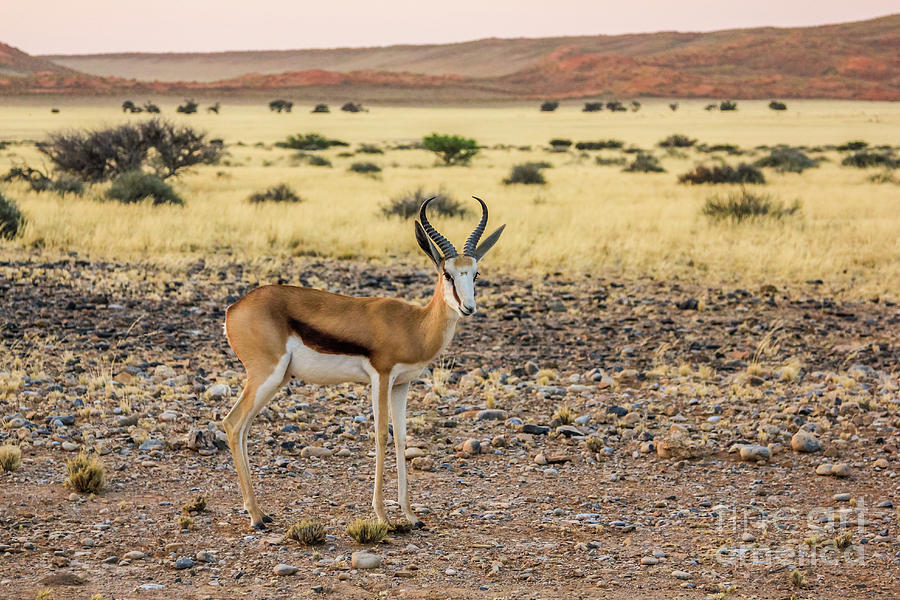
[[223, 197, 504, 529]]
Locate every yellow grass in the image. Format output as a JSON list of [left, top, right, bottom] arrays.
[[1, 99, 899, 296]]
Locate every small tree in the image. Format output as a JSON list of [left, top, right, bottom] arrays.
[[341, 102, 365, 113], [107, 171, 183, 205], [177, 99, 198, 114], [768, 101, 787, 111], [720, 100, 738, 111], [141, 119, 223, 179], [207, 102, 221, 114], [122, 100, 137, 113], [269, 99, 293, 113], [540, 101, 559, 112], [0, 192, 26, 240], [144, 102, 161, 114], [606, 100, 627, 112], [583, 102, 603, 112], [423, 133, 479, 166], [669, 102, 679, 111], [630, 100, 641, 112], [311, 103, 330, 113]]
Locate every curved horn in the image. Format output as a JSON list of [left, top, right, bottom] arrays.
[[419, 197, 457, 259], [463, 196, 488, 257]]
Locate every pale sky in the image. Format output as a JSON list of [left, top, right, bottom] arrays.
[[4, 1, 897, 55]]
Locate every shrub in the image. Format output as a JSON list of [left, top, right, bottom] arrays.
[[182, 495, 207, 513], [679, 163, 765, 184], [669, 102, 679, 111], [606, 101, 627, 112], [269, 99, 293, 113], [358, 144, 383, 154], [769, 101, 787, 111], [277, 133, 347, 151], [286, 520, 327, 545], [65, 453, 105, 494], [311, 103, 330, 113], [144, 102, 161, 114], [0, 445, 22, 471], [659, 134, 696, 148], [624, 153, 665, 173], [540, 101, 559, 112], [630, 100, 641, 112], [705, 103, 718, 111], [548, 139, 572, 150], [294, 152, 331, 167], [423, 133, 479, 166], [122, 100, 138, 113], [720, 100, 738, 111], [38, 120, 221, 182], [381, 188, 469, 219], [696, 143, 743, 155], [754, 147, 819, 173], [553, 405, 575, 425], [345, 518, 389, 543], [576, 139, 624, 150], [837, 140, 867, 152], [107, 171, 183, 205], [583, 102, 603, 112], [869, 170, 898, 184], [504, 162, 547, 184], [0, 192, 26, 240], [176, 99, 198, 114], [595, 156, 627, 166], [249, 183, 302, 203], [341, 102, 365, 113], [702, 188, 800, 223], [841, 150, 898, 168], [349, 161, 381, 174]]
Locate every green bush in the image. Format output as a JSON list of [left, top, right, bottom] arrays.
[[606, 101, 627, 112], [679, 163, 765, 184], [720, 100, 738, 111], [277, 133, 347, 150], [624, 153, 665, 173], [0, 192, 26, 239], [595, 156, 627, 166], [107, 171, 183, 205], [696, 143, 743, 155], [658, 134, 696, 148], [381, 188, 469, 219], [841, 150, 897, 169], [249, 183, 302, 203], [293, 152, 331, 167], [583, 102, 603, 112], [176, 99, 198, 114], [702, 188, 800, 222], [358, 144, 384, 154], [311, 103, 330, 113], [549, 139, 572, 149], [423, 133, 479, 166], [540, 101, 559, 112], [837, 140, 867, 152], [50, 176, 85, 195], [769, 101, 787, 111], [504, 162, 548, 184], [349, 161, 381, 174], [576, 140, 624, 150], [754, 147, 819, 173]]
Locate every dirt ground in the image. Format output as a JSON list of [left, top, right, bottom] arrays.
[[1, 253, 898, 599]]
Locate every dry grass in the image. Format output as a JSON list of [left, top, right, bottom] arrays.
[[553, 404, 576, 425], [182, 495, 207, 513], [345, 518, 389, 544], [0, 444, 22, 472], [286, 519, 327, 545], [1, 100, 899, 296], [64, 453, 105, 494]]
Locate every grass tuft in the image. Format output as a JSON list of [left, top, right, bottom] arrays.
[[553, 404, 576, 425], [286, 519, 327, 545], [0, 445, 22, 472], [345, 518, 389, 544], [248, 183, 301, 203], [64, 453, 105, 494], [702, 188, 800, 223], [182, 495, 207, 513]]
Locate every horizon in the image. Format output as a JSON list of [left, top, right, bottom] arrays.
[[4, 1, 897, 55]]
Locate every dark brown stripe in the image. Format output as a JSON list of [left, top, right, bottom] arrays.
[[287, 317, 370, 357], [451, 284, 462, 310]]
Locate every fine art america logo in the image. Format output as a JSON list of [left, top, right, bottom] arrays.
[[713, 500, 869, 566]]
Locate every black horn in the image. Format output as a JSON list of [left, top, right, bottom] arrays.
[[463, 196, 488, 257], [418, 197, 458, 259]]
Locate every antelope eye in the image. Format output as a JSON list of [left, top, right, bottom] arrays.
[[443, 273, 453, 282]]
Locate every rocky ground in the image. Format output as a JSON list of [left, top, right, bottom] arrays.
[[0, 253, 898, 600]]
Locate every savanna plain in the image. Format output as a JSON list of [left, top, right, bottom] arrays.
[[0, 99, 899, 599]]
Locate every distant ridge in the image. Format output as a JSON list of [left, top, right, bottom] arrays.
[[4, 14, 899, 100]]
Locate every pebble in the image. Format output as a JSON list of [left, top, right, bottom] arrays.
[[641, 557, 659, 565], [791, 430, 822, 453], [461, 439, 481, 455], [739, 445, 771, 462], [405, 447, 426, 459], [351, 551, 382, 570], [207, 384, 231, 399], [875, 500, 893, 508], [521, 424, 550, 435], [741, 532, 756, 543], [137, 583, 165, 591], [116, 415, 139, 427], [873, 458, 889, 469], [476, 409, 507, 421], [139, 439, 165, 452], [158, 411, 177, 422], [273, 563, 298, 576], [300, 446, 333, 458], [831, 463, 851, 478], [671, 570, 692, 580], [607, 405, 628, 417], [411, 457, 434, 471], [174, 557, 194, 570], [62, 442, 79, 452], [196, 551, 217, 563], [123, 551, 146, 560], [336, 448, 352, 457], [833, 493, 852, 502]]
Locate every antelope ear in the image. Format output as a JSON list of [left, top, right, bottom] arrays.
[[415, 220, 443, 267], [475, 224, 505, 260]]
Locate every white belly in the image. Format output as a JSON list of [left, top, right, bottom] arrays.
[[286, 336, 371, 384]]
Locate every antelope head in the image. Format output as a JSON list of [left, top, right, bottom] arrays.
[[415, 196, 505, 317]]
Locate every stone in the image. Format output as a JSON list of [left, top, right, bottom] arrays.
[[791, 431, 822, 453], [174, 557, 194, 570], [833, 493, 852, 502], [461, 439, 481, 455], [301, 446, 333, 458], [137, 583, 165, 591], [274, 563, 298, 576], [534, 453, 548, 465], [816, 464, 834, 476], [476, 409, 507, 421], [671, 570, 692, 580], [139, 439, 164, 452], [739, 445, 771, 462], [196, 551, 217, 563], [207, 384, 230, 399], [873, 458, 889, 469], [831, 463, 851, 478], [116, 415, 139, 427], [641, 556, 659, 565], [351, 551, 382, 569], [158, 411, 177, 422], [62, 441, 79, 452], [411, 457, 434, 471], [124, 551, 146, 560], [606, 405, 628, 418], [153, 365, 176, 380], [521, 424, 550, 435], [404, 447, 426, 459], [741, 532, 756, 543]]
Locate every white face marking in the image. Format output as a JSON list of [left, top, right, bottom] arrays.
[[442, 256, 478, 317]]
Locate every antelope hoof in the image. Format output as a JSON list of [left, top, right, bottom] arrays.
[[252, 521, 268, 531], [262, 514, 273, 523], [413, 520, 425, 530]]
